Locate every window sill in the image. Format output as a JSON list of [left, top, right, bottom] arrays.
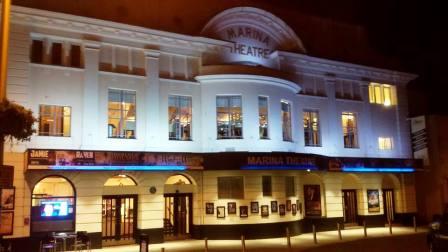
[[305, 145, 322, 147], [335, 97, 363, 103], [169, 139, 193, 141], [30, 63, 85, 72], [37, 135, 71, 138], [260, 138, 270, 140], [108, 137, 137, 140], [100, 70, 147, 79], [344, 147, 360, 149], [217, 137, 243, 140]]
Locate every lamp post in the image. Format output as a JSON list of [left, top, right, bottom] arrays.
[[0, 0, 12, 101]]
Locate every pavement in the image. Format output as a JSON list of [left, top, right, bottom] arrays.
[[79, 226, 428, 252]]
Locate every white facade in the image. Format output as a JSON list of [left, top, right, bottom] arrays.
[[3, 5, 418, 247]]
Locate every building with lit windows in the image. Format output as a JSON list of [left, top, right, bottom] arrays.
[[2, 5, 422, 250]]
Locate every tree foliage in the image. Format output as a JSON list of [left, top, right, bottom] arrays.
[[0, 99, 36, 142]]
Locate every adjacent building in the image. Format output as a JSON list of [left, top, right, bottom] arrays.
[[2, 5, 421, 250]]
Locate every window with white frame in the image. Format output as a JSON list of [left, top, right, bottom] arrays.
[[378, 137, 393, 150], [108, 89, 136, 139], [369, 83, 396, 106], [38, 105, 71, 137], [259, 96, 269, 139], [341, 112, 359, 148], [281, 100, 292, 141], [216, 96, 243, 139], [303, 110, 321, 146], [168, 95, 192, 140]]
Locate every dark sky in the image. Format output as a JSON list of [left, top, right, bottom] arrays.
[[12, 0, 448, 116]]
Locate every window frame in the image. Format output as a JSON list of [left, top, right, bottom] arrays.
[[281, 100, 293, 142], [216, 95, 243, 139], [38, 104, 72, 137], [341, 112, 359, 149], [107, 88, 137, 139], [303, 109, 321, 147], [378, 137, 394, 150], [168, 95, 192, 141], [258, 96, 269, 140]]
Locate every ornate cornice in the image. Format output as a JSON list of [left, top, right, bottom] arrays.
[[10, 6, 230, 54], [279, 51, 417, 85]]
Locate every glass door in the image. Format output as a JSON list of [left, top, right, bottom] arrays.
[[102, 195, 137, 245], [383, 189, 395, 222], [342, 190, 358, 226], [163, 193, 192, 240]]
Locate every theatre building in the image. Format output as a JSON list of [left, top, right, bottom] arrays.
[[2, 5, 422, 250]]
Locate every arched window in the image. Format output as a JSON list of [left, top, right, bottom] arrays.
[[31, 176, 75, 233], [104, 174, 137, 186], [165, 174, 192, 185]]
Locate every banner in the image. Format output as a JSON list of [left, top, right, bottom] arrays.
[[304, 185, 321, 216]]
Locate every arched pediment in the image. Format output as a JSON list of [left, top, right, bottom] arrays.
[[201, 7, 305, 67]]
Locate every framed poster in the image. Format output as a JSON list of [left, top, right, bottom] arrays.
[[286, 200, 292, 211], [304, 185, 322, 216], [279, 204, 286, 216], [292, 204, 297, 215], [367, 189, 380, 212], [261, 205, 269, 217], [0, 187, 15, 210], [217, 206, 226, 218], [205, 202, 214, 215], [250, 201, 259, 213], [271, 201, 278, 213], [0, 212, 14, 235], [240, 206, 248, 218], [228, 202, 237, 214]]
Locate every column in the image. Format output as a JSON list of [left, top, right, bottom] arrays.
[[144, 49, 161, 150], [81, 41, 101, 148], [324, 77, 339, 156]]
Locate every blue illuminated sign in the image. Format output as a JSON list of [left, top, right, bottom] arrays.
[[341, 167, 414, 173], [50, 165, 187, 171], [241, 165, 318, 171]]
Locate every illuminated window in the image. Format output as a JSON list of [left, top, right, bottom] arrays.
[[218, 176, 244, 199], [39, 105, 71, 137], [262, 176, 272, 197], [369, 83, 396, 106], [378, 137, 393, 150], [281, 100, 292, 141], [108, 89, 136, 139], [168, 96, 192, 140], [303, 110, 321, 146], [216, 96, 243, 139], [342, 112, 359, 148], [259, 96, 269, 139], [285, 176, 295, 197]]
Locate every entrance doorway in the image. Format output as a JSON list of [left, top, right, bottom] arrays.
[[102, 195, 137, 245], [383, 189, 395, 222], [342, 190, 358, 226], [163, 193, 192, 240]]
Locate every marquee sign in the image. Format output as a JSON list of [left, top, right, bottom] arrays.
[[201, 7, 305, 67], [27, 149, 204, 170]]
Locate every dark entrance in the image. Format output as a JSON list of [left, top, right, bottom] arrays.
[[383, 189, 395, 222], [342, 190, 358, 226], [163, 193, 192, 240], [102, 195, 137, 246]]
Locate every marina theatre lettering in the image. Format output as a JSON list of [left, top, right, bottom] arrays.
[[225, 27, 272, 59], [247, 155, 315, 166]]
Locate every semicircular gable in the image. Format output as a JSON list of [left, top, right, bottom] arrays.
[[201, 7, 305, 67]]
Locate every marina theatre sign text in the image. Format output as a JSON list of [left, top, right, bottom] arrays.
[[225, 26, 273, 59]]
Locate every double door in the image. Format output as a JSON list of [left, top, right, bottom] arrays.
[[164, 193, 192, 240], [383, 189, 395, 222], [102, 195, 137, 245], [342, 190, 358, 225]]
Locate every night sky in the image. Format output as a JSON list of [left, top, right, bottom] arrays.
[[12, 0, 448, 116]]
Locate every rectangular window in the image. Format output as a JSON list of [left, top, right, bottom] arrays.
[[38, 105, 71, 137], [218, 176, 244, 199], [168, 96, 192, 140], [303, 110, 321, 146], [285, 176, 295, 197], [108, 89, 136, 139], [31, 40, 43, 63], [342, 112, 359, 148], [281, 101, 292, 141], [70, 45, 82, 68], [51, 42, 62, 65], [216, 96, 243, 139], [262, 176, 272, 197], [369, 83, 396, 106], [258, 96, 269, 139], [378, 137, 393, 150]]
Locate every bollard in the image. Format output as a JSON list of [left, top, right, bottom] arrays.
[[204, 237, 208, 252], [241, 235, 246, 252], [363, 220, 367, 237], [413, 216, 417, 232], [389, 219, 392, 235], [312, 224, 317, 244], [286, 227, 291, 250], [337, 223, 342, 240], [161, 248, 165, 252]]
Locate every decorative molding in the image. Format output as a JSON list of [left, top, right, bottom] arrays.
[[279, 52, 417, 85]]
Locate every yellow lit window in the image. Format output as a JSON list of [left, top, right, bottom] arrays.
[[368, 83, 396, 106], [378, 137, 393, 150]]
